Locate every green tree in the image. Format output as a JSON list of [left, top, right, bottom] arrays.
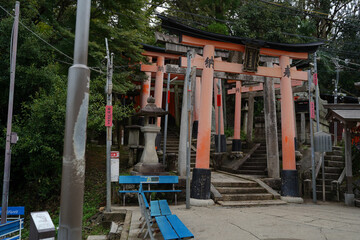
[[0, 0, 151, 207]]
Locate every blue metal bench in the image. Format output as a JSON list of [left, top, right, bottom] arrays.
[[155, 215, 194, 240], [136, 183, 194, 240], [119, 175, 181, 205], [0, 207, 24, 240]]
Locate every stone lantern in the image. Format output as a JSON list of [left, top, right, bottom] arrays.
[[133, 97, 167, 174]]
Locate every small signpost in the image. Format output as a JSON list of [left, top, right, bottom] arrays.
[[29, 211, 55, 240], [111, 151, 119, 182], [105, 105, 113, 127]]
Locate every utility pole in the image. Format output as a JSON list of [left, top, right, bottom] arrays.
[[314, 52, 325, 201], [178, 51, 192, 177], [1, 1, 20, 224], [333, 58, 340, 146], [58, 0, 91, 239], [105, 38, 114, 212], [163, 74, 178, 165], [308, 70, 317, 203]]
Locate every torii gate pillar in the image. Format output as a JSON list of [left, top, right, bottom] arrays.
[[192, 77, 201, 138], [191, 45, 214, 200], [233, 81, 242, 151], [280, 56, 299, 197], [141, 57, 152, 109], [214, 78, 226, 152]]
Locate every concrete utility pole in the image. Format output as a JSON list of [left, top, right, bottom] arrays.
[[186, 67, 195, 209], [58, 0, 91, 239], [333, 59, 340, 146], [178, 51, 192, 176], [105, 38, 114, 212], [314, 52, 325, 201], [308, 70, 317, 203], [1, 1, 20, 224]]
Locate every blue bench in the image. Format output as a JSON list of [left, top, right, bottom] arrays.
[[0, 207, 24, 240], [119, 175, 181, 206], [136, 182, 194, 240]]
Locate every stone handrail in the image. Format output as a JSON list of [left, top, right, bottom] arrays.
[[331, 168, 346, 201], [229, 143, 261, 170]]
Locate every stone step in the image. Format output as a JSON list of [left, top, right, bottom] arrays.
[[252, 154, 267, 158], [316, 191, 334, 199], [217, 187, 267, 194], [255, 150, 267, 154], [240, 165, 267, 171], [221, 193, 273, 201], [248, 158, 267, 162], [326, 150, 342, 156], [326, 161, 345, 168], [332, 146, 342, 151], [317, 173, 340, 180], [315, 184, 333, 191], [212, 182, 258, 188], [242, 162, 267, 167], [324, 166, 343, 174], [236, 170, 267, 175], [316, 179, 336, 185], [324, 155, 343, 161], [217, 199, 286, 207]]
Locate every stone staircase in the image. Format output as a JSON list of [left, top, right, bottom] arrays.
[[212, 172, 285, 207], [161, 129, 196, 169], [236, 143, 267, 176], [316, 146, 344, 200]]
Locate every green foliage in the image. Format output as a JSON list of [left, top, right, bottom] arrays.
[[0, 0, 152, 210]]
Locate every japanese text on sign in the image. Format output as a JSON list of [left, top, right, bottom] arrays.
[[310, 102, 315, 119], [105, 105, 113, 127], [313, 73, 318, 86]]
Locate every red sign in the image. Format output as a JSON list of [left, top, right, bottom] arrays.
[[167, 90, 170, 103], [105, 105, 113, 127], [217, 94, 221, 107], [313, 73, 318, 86], [310, 102, 315, 119], [111, 151, 119, 158]]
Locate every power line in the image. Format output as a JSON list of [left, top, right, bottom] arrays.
[[0, 4, 73, 61], [0, 4, 108, 75]]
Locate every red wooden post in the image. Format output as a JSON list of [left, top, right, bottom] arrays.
[[233, 81, 242, 151], [141, 57, 152, 109], [191, 45, 214, 200], [280, 55, 299, 197]]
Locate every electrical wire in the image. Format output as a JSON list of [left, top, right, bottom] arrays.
[[0, 4, 108, 75]]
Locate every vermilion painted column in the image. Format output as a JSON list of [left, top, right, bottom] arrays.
[[279, 55, 299, 197], [214, 78, 226, 152], [191, 45, 214, 200], [192, 77, 201, 139], [232, 81, 242, 151], [141, 57, 152, 109], [154, 56, 164, 150]]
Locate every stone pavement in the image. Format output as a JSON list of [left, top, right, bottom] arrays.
[[115, 201, 360, 240]]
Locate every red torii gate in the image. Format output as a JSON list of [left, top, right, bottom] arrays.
[[160, 15, 323, 200]]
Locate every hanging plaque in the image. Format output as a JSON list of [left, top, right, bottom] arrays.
[[243, 45, 260, 72]]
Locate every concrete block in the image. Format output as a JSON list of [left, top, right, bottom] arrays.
[[87, 236, 107, 240], [280, 196, 304, 204], [344, 193, 355, 206], [190, 198, 215, 207]]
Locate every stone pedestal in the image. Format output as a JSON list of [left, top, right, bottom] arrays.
[[344, 193, 355, 206], [134, 125, 165, 174]]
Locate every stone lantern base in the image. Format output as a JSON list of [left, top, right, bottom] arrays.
[[133, 162, 166, 175]]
